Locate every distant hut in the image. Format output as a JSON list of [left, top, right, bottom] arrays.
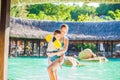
[[9, 17, 120, 57]]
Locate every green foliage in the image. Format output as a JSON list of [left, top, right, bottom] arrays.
[[26, 3, 73, 21], [108, 9, 120, 20], [78, 14, 90, 22], [76, 44, 82, 51], [10, 3, 120, 21], [77, 14, 104, 22], [76, 43, 96, 52], [96, 4, 120, 16], [70, 5, 96, 21], [10, 5, 28, 18], [27, 14, 38, 19], [83, 43, 96, 52], [27, 3, 57, 15]]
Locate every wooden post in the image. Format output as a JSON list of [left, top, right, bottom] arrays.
[[32, 40, 34, 54], [38, 40, 41, 57], [107, 40, 109, 54], [96, 40, 98, 55], [0, 0, 10, 80], [24, 39, 27, 55], [9, 38, 11, 56], [111, 41, 113, 55], [15, 39, 18, 57]]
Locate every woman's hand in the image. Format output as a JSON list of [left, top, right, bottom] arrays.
[[56, 53, 61, 56], [59, 54, 64, 63]]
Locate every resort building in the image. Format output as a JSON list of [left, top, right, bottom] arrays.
[[9, 17, 120, 57]]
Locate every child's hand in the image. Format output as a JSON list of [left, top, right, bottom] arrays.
[[47, 53, 51, 57], [47, 53, 54, 57], [56, 54, 60, 56]]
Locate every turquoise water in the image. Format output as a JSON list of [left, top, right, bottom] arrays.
[[8, 57, 120, 80]]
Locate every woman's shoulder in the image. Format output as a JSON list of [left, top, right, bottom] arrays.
[[64, 36, 69, 41]]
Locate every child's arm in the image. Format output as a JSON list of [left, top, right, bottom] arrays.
[[47, 37, 69, 57]]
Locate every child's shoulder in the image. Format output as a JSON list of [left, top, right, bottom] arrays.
[[45, 34, 53, 42]]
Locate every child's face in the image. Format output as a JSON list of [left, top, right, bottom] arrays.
[[55, 34, 61, 40]]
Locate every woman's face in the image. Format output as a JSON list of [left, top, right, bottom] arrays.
[[60, 27, 68, 37]]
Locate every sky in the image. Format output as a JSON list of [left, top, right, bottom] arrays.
[[87, 2, 99, 7], [54, 2, 100, 8]]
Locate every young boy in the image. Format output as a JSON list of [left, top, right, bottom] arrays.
[[46, 30, 61, 64]]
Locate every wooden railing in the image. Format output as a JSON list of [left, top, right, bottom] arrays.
[[96, 52, 114, 57]]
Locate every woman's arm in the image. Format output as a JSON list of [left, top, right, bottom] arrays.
[[56, 37, 69, 56]]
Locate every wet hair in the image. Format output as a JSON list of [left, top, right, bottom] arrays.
[[60, 24, 69, 29], [54, 30, 61, 35]]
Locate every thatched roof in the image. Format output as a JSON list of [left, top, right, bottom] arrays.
[[10, 18, 51, 39], [10, 17, 120, 40]]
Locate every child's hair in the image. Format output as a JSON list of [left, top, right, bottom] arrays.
[[54, 30, 61, 35]]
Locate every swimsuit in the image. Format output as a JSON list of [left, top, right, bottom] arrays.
[[50, 55, 60, 62], [47, 51, 60, 62]]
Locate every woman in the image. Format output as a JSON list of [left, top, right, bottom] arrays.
[[47, 24, 69, 80]]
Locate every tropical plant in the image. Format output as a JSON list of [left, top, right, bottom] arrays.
[[108, 9, 120, 20], [10, 3, 120, 21]]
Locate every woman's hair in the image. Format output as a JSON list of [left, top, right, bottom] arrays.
[[54, 30, 61, 35], [60, 24, 69, 29]]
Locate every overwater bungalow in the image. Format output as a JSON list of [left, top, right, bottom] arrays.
[[9, 17, 120, 57]]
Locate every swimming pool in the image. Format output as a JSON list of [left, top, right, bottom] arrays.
[[8, 57, 120, 80]]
